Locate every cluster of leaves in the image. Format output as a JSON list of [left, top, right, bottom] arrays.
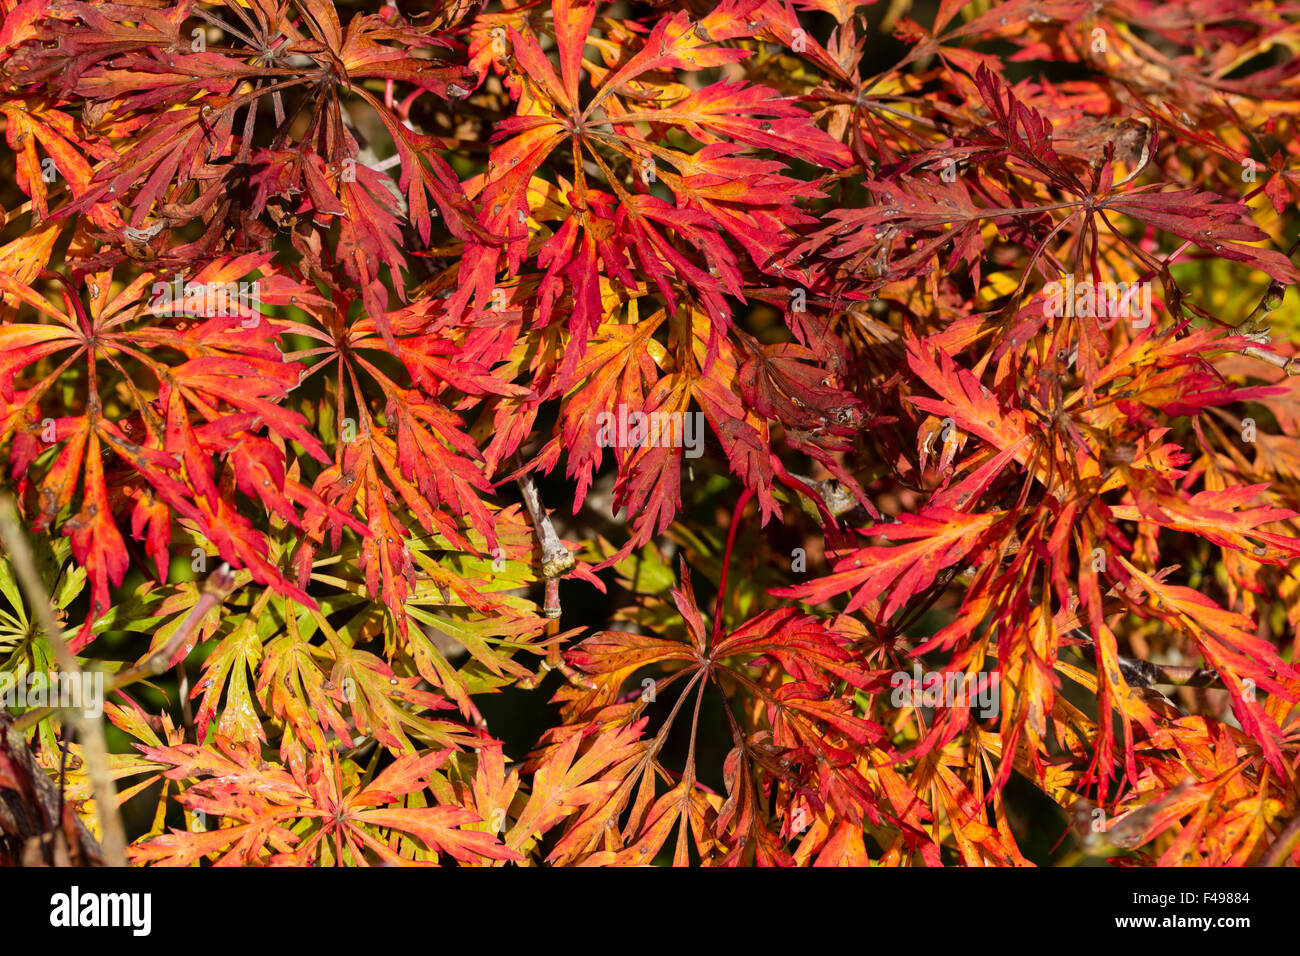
[[2, 0, 1300, 866]]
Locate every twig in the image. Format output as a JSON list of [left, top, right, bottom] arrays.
[[955, 560, 1227, 698], [515, 460, 576, 615], [514, 653, 595, 691], [14, 561, 240, 733], [1063, 626, 1222, 694], [787, 472, 861, 519], [1238, 345, 1300, 375], [109, 562, 238, 687], [1229, 241, 1300, 374], [512, 460, 592, 690], [1261, 810, 1300, 867], [0, 495, 127, 866]]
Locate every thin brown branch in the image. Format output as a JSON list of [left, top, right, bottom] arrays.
[[1260, 810, 1300, 867], [512, 460, 592, 690], [13, 561, 240, 734], [0, 494, 127, 866], [110, 562, 238, 687], [517, 471, 576, 579]]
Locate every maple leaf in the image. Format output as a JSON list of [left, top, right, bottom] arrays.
[[449, 0, 849, 369], [0, 256, 363, 630], [555, 561, 899, 863], [776, 508, 1001, 617], [129, 742, 519, 865]]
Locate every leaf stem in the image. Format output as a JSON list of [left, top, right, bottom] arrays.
[[713, 487, 754, 640]]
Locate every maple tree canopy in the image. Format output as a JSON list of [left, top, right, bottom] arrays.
[[0, 0, 1299, 869]]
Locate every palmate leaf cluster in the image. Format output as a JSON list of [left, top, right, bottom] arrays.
[[1, 0, 1300, 866]]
